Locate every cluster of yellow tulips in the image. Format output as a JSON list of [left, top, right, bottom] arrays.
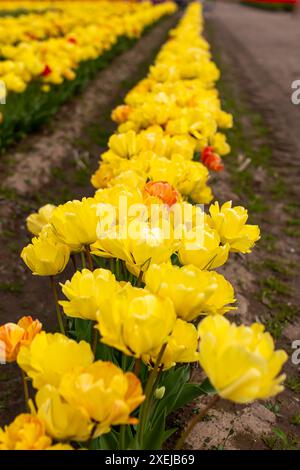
[[0, 1, 176, 93], [0, 2, 287, 451], [0, 1, 176, 149]]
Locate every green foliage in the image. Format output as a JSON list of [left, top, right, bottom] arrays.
[[263, 427, 299, 450]]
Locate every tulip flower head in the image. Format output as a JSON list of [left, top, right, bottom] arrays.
[[208, 201, 260, 253], [59, 268, 121, 321], [17, 332, 94, 389], [58, 361, 145, 438], [50, 198, 99, 251], [143, 181, 180, 207], [145, 263, 236, 321], [201, 146, 224, 172], [26, 204, 57, 236], [21, 226, 70, 276], [0, 414, 52, 450], [198, 316, 287, 403], [91, 221, 178, 277], [178, 225, 230, 270], [143, 319, 200, 370], [0, 316, 42, 363], [96, 284, 176, 357]]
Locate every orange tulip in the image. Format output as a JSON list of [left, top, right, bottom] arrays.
[[143, 181, 179, 207], [111, 105, 132, 124], [201, 146, 224, 172], [0, 316, 42, 363], [17, 316, 42, 345]]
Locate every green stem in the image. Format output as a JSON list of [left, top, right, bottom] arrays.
[[175, 394, 220, 450], [134, 358, 142, 377], [136, 269, 144, 287], [121, 260, 128, 281], [137, 343, 167, 443], [50, 276, 65, 335], [92, 325, 98, 357], [85, 245, 94, 271], [109, 258, 115, 274], [116, 259, 121, 280], [81, 250, 86, 269], [21, 369, 30, 412], [71, 254, 77, 272], [119, 425, 126, 450], [121, 353, 128, 371]]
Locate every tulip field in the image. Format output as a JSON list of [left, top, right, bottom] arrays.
[[0, 0, 299, 454]]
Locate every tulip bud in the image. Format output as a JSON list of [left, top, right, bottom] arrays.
[[154, 386, 165, 400]]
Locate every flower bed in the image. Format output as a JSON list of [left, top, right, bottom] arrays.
[[0, 0, 176, 149]]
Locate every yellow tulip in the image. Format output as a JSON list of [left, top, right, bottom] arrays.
[[20, 227, 70, 276], [143, 319, 200, 370], [91, 221, 178, 277], [50, 197, 99, 251], [17, 332, 94, 389], [198, 316, 287, 403], [108, 169, 146, 190], [26, 204, 57, 236], [59, 268, 121, 321], [47, 443, 74, 450], [178, 225, 230, 270], [0, 414, 52, 450], [58, 361, 145, 437], [35, 385, 92, 442], [210, 132, 231, 156], [96, 284, 176, 357], [108, 130, 142, 159], [144, 263, 236, 321], [208, 201, 260, 253]]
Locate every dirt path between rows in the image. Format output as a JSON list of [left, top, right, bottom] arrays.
[[0, 14, 179, 427], [177, 3, 300, 450]]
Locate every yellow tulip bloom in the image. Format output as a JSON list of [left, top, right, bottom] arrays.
[[50, 197, 99, 251], [59, 268, 121, 321], [20, 227, 70, 276], [58, 361, 145, 437], [198, 316, 287, 403], [91, 222, 178, 277], [96, 284, 176, 357], [17, 332, 94, 389], [35, 385, 92, 442], [26, 204, 57, 236], [143, 319, 200, 370], [208, 201, 260, 253], [144, 263, 236, 321], [108, 130, 142, 159], [178, 225, 230, 270], [0, 414, 51, 450]]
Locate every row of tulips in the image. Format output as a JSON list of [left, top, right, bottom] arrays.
[[0, 2, 287, 451], [0, 1, 176, 149]]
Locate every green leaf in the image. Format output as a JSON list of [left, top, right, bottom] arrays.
[[74, 318, 92, 342], [172, 383, 206, 411], [139, 410, 168, 450], [198, 377, 216, 394], [152, 366, 191, 421], [93, 429, 120, 450]]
